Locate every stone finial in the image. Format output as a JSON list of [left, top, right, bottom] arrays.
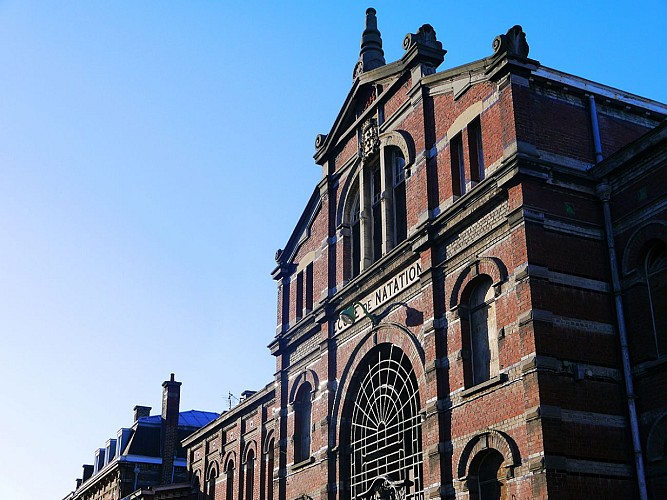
[[492, 25, 529, 58], [353, 8, 385, 80], [403, 24, 442, 52]]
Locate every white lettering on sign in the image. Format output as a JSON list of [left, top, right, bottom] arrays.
[[334, 261, 422, 334]]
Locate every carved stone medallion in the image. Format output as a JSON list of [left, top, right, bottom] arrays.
[[361, 118, 380, 160]]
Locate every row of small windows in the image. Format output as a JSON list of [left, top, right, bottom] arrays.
[[202, 440, 273, 500]]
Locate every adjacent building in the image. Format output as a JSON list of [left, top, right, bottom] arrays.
[[183, 9, 667, 500], [63, 375, 218, 500]]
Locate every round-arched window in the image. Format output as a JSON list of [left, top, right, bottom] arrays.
[[342, 343, 423, 499]]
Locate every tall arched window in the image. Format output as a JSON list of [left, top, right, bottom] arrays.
[[345, 141, 410, 281], [264, 439, 274, 500], [646, 242, 667, 357], [391, 148, 407, 246], [293, 383, 312, 463], [225, 461, 235, 500], [463, 276, 498, 386], [193, 471, 202, 500], [468, 449, 505, 500], [207, 466, 217, 500], [341, 343, 423, 499], [351, 191, 361, 279], [245, 449, 255, 500]]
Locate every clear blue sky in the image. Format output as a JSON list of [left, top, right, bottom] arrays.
[[0, 2, 665, 498]]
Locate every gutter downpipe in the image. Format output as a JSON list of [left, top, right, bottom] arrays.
[[591, 95, 648, 500]]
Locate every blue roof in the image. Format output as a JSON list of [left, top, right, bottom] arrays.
[[137, 410, 219, 428]]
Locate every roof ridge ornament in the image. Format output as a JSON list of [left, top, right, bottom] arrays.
[[492, 25, 529, 58], [403, 24, 442, 52], [353, 8, 385, 80]]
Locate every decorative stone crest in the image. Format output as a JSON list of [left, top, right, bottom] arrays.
[[492, 25, 529, 58], [403, 24, 442, 52], [361, 118, 380, 160]]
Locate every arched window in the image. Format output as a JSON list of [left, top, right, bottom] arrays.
[[266, 439, 274, 500], [351, 190, 361, 279], [245, 449, 255, 500], [341, 343, 423, 499], [207, 466, 218, 500], [468, 449, 506, 500], [463, 276, 498, 386], [225, 461, 235, 500], [345, 142, 410, 280], [391, 148, 407, 246], [646, 242, 667, 357], [193, 471, 202, 500], [293, 383, 312, 463]]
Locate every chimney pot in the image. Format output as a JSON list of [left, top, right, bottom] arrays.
[[133, 405, 152, 422]]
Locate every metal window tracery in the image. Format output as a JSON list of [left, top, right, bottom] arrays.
[[349, 344, 423, 499]]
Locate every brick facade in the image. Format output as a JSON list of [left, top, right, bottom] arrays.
[[183, 10, 667, 500]]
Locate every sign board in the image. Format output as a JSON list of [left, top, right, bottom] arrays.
[[334, 261, 422, 334]]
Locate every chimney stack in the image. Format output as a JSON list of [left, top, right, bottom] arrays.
[[160, 373, 181, 485], [133, 405, 151, 422]]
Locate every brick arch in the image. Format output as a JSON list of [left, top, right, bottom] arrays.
[[263, 429, 275, 455], [206, 460, 220, 479], [330, 322, 426, 448], [335, 158, 362, 228], [647, 412, 667, 461], [457, 430, 521, 479], [621, 221, 667, 276], [223, 451, 237, 472], [288, 369, 319, 404], [379, 129, 415, 166], [449, 257, 508, 310], [242, 440, 258, 463]]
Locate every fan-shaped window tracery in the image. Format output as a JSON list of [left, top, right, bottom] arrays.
[[344, 343, 423, 499]]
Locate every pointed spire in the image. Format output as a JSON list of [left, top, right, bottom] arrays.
[[353, 8, 385, 80]]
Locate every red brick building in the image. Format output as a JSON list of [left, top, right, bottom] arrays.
[[184, 9, 667, 500]]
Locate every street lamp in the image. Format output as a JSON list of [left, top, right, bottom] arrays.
[[339, 301, 377, 326], [339, 301, 414, 327]]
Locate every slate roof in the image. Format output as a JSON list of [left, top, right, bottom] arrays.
[[123, 410, 220, 458], [136, 410, 219, 428]]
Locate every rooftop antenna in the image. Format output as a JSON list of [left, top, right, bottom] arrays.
[[228, 392, 239, 410]]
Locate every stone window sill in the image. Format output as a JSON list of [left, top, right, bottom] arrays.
[[291, 456, 315, 471], [461, 373, 507, 398]]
